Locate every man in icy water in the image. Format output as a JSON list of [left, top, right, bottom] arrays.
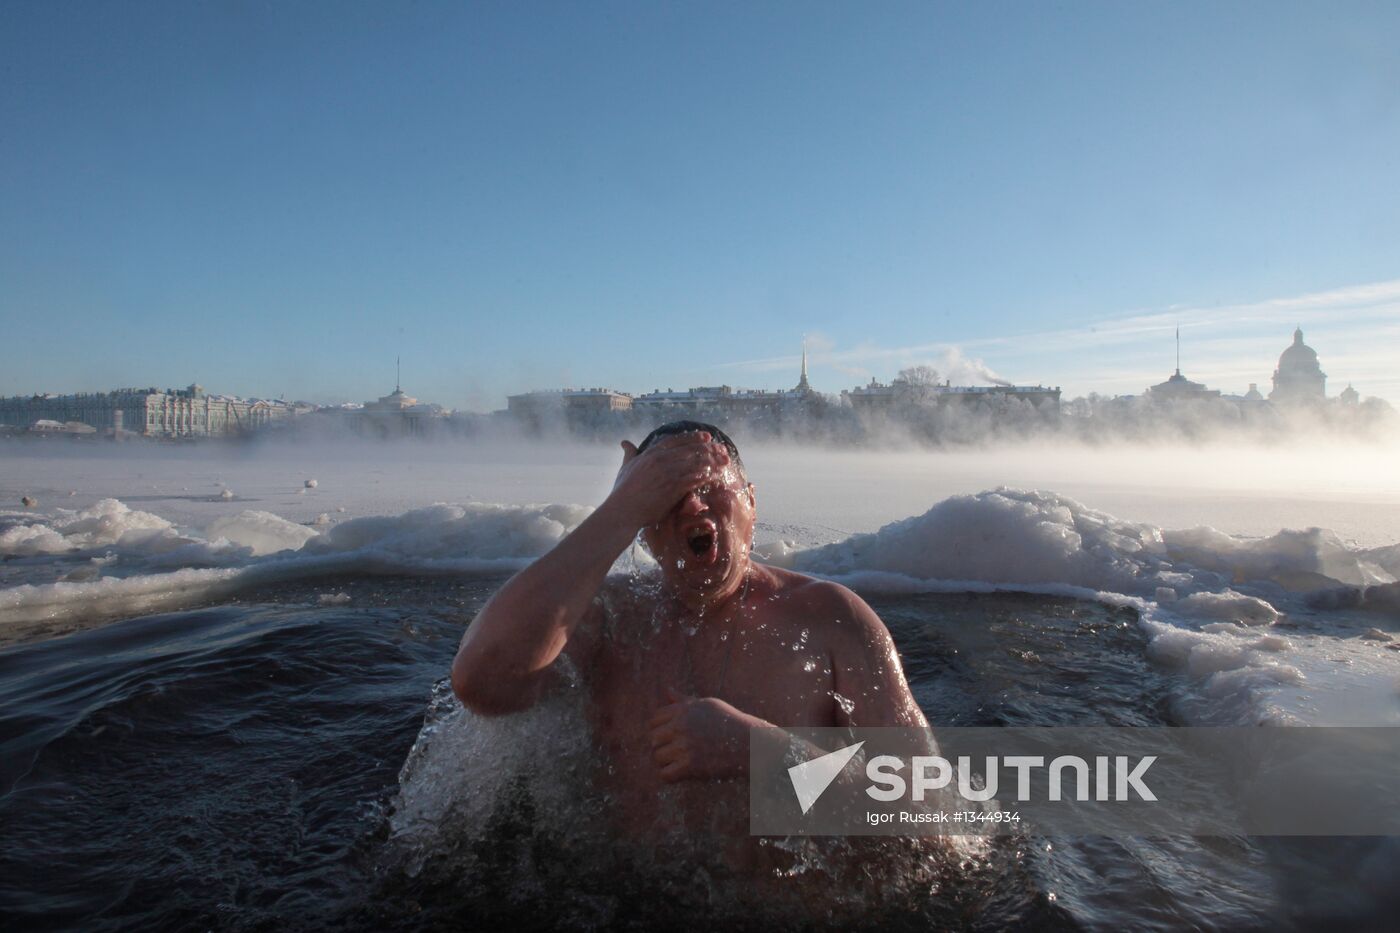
[[451, 420, 928, 848]]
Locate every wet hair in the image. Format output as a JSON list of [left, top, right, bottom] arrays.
[[636, 420, 745, 476]]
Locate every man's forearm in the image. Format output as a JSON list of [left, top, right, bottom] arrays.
[[453, 498, 639, 708], [745, 718, 832, 776]]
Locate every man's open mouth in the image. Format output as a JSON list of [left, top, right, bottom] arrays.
[[684, 521, 720, 565]]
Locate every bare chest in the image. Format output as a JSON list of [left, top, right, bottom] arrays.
[[589, 613, 839, 750]]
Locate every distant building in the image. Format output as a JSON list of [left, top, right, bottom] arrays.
[[1339, 384, 1360, 406], [1270, 327, 1327, 405], [344, 378, 453, 437], [633, 385, 732, 413], [1146, 327, 1220, 401], [1146, 370, 1220, 402], [843, 376, 1061, 413], [635, 344, 817, 416], [1243, 383, 1264, 401], [0, 384, 300, 438], [633, 382, 813, 415], [510, 387, 633, 414], [506, 343, 822, 422], [843, 378, 898, 411], [507, 388, 634, 421]]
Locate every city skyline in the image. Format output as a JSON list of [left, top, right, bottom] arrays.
[[4, 3, 1399, 408], [1, 315, 1378, 415]]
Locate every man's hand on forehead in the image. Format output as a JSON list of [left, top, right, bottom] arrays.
[[607, 430, 736, 530], [623, 431, 727, 475], [646, 432, 745, 490]]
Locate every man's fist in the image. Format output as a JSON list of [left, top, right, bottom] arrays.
[[648, 686, 757, 782]]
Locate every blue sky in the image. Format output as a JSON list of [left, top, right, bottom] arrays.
[[3, 1, 1398, 408]]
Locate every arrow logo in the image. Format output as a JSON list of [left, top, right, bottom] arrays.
[[787, 741, 865, 814]]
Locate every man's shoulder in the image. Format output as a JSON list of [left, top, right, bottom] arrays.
[[759, 565, 885, 636], [764, 565, 854, 604]]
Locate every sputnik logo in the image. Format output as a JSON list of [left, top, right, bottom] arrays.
[[787, 741, 865, 814]]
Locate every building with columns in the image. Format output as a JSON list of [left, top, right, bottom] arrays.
[[0, 384, 301, 438]]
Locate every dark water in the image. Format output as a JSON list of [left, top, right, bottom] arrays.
[[0, 578, 1393, 931]]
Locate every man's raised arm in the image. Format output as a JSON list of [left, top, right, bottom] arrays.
[[451, 432, 731, 715]]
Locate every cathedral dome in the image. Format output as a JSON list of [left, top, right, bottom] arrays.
[[1269, 327, 1327, 404], [1277, 328, 1320, 373]]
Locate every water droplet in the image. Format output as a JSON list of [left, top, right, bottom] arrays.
[[802, 659, 816, 672]]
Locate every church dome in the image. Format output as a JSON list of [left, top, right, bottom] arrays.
[[1277, 328, 1320, 373], [1270, 327, 1327, 404]]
